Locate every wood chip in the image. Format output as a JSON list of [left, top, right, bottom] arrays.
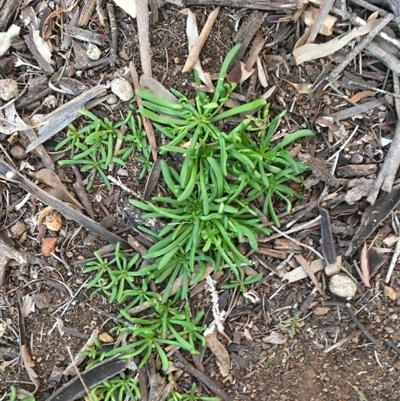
[[182, 7, 220, 73], [26, 85, 106, 153], [64, 26, 105, 46], [185, 0, 303, 10], [346, 184, 400, 257]]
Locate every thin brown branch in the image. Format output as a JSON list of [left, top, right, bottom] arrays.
[[174, 352, 230, 401], [129, 61, 158, 161]]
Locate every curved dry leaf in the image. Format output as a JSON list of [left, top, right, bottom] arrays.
[[0, 103, 31, 135], [205, 330, 230, 377], [36, 206, 54, 227], [262, 330, 287, 344], [294, 19, 381, 65], [21, 344, 40, 393], [349, 90, 376, 103], [180, 8, 214, 89]]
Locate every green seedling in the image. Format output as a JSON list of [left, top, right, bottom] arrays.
[[167, 384, 220, 401], [221, 269, 263, 292], [103, 298, 205, 371], [78, 43, 312, 401], [7, 386, 35, 401], [83, 244, 142, 304], [57, 109, 151, 190], [282, 315, 304, 336], [89, 372, 141, 401]]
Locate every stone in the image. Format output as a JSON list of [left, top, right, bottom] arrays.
[[0, 78, 18, 100], [110, 77, 134, 101], [329, 274, 357, 299], [86, 43, 101, 60]]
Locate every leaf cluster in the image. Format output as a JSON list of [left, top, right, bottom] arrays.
[[89, 372, 141, 401], [56, 110, 152, 190], [130, 44, 313, 294], [82, 244, 205, 372], [167, 384, 220, 401]]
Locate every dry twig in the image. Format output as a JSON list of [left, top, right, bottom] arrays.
[[307, 0, 336, 44], [368, 73, 400, 203], [136, 0, 152, 76], [182, 7, 220, 72], [129, 61, 158, 161]]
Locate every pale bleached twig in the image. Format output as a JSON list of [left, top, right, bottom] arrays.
[[182, 7, 220, 73], [328, 125, 359, 161], [324, 331, 360, 353], [107, 175, 142, 198], [136, 0, 152, 76], [270, 225, 324, 260], [386, 240, 400, 283], [265, 215, 322, 239]]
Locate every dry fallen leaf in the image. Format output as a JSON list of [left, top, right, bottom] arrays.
[[359, 242, 371, 288], [180, 8, 213, 89], [204, 330, 230, 377], [34, 169, 83, 209], [294, 18, 381, 65], [0, 103, 31, 135], [32, 30, 53, 64], [99, 332, 114, 343], [262, 330, 287, 344], [282, 259, 324, 283], [0, 322, 6, 338], [139, 74, 179, 103], [384, 285, 397, 301], [256, 56, 268, 87], [22, 295, 35, 318], [227, 62, 254, 84], [349, 90, 376, 103], [21, 344, 40, 393], [314, 307, 331, 316], [42, 237, 58, 257]]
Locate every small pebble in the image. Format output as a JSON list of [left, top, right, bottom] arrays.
[[106, 94, 118, 104], [86, 43, 101, 60], [329, 274, 357, 299], [350, 153, 363, 164], [110, 77, 134, 101], [10, 145, 27, 160], [0, 78, 18, 100]]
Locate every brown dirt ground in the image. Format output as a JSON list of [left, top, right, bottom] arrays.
[[1, 2, 400, 401]]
